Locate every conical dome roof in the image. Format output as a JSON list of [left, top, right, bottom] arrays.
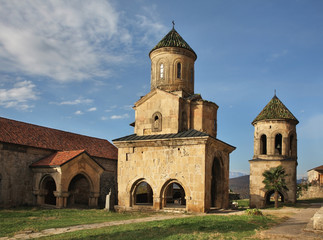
[[150, 27, 196, 59], [252, 95, 298, 124]]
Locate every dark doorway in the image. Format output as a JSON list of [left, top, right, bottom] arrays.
[[165, 183, 185, 207], [134, 181, 153, 205], [68, 174, 90, 207], [42, 176, 56, 205], [211, 157, 222, 208]]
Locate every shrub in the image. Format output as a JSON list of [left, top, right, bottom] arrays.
[[246, 208, 263, 216]]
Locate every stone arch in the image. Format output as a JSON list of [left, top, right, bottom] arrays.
[[130, 179, 153, 206], [260, 134, 267, 155], [160, 179, 187, 208], [39, 175, 57, 205], [67, 173, 93, 207], [152, 112, 162, 132], [265, 190, 287, 206], [211, 156, 224, 208]]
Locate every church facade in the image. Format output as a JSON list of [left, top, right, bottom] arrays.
[[113, 27, 235, 213]]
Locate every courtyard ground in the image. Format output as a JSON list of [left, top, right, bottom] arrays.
[[0, 201, 322, 239]]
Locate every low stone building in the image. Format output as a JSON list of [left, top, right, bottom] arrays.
[[0, 117, 117, 208], [249, 95, 298, 208], [113, 27, 235, 213], [308, 165, 323, 186]]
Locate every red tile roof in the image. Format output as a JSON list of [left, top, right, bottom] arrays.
[[0, 117, 117, 160], [31, 150, 85, 167]]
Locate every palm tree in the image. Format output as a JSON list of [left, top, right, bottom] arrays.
[[262, 165, 288, 208]]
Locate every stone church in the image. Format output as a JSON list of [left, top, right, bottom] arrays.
[[113, 27, 235, 213], [249, 94, 298, 208], [0, 117, 117, 208]]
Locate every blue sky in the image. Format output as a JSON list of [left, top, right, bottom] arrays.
[[0, 0, 322, 178]]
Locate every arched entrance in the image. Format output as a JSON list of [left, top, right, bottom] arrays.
[[134, 181, 153, 205], [41, 176, 56, 205], [68, 174, 91, 207], [211, 157, 222, 208], [164, 182, 186, 208], [265, 190, 285, 206]]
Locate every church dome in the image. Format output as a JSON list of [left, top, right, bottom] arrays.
[[252, 95, 299, 124], [150, 27, 197, 60]]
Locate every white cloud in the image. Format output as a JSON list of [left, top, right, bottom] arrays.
[[74, 110, 83, 115], [55, 98, 93, 105], [299, 114, 323, 140], [100, 116, 108, 121], [0, 80, 38, 110], [110, 113, 129, 119], [0, 0, 131, 82], [0, 1, 166, 83], [87, 107, 97, 112]]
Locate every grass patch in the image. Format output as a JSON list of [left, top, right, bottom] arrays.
[[0, 207, 154, 237], [40, 214, 277, 240], [297, 198, 323, 204], [237, 199, 249, 208]]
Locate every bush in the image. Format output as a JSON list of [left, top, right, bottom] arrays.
[[246, 208, 263, 216]]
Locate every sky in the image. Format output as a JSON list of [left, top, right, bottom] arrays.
[[0, 0, 322, 178]]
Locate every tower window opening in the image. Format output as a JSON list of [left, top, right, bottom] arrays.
[[213, 119, 217, 131], [275, 133, 282, 155], [152, 112, 162, 132], [160, 63, 164, 79], [177, 62, 181, 78], [260, 134, 267, 155]]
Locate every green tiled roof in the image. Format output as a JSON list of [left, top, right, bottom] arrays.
[[252, 95, 299, 124], [150, 28, 196, 58]]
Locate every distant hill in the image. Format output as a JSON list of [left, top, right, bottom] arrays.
[[229, 171, 247, 179], [229, 175, 250, 199]]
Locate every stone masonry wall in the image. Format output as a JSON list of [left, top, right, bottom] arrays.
[[0, 143, 53, 207], [116, 138, 208, 213]]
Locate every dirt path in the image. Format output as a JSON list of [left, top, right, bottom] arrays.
[[259, 203, 323, 240]]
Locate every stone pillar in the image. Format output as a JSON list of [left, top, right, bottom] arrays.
[[89, 192, 100, 208], [54, 191, 69, 208], [153, 196, 161, 210], [33, 189, 45, 205]]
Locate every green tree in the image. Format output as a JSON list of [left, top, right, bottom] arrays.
[[262, 165, 289, 208]]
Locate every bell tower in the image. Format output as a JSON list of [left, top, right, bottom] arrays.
[[249, 94, 299, 208], [149, 25, 197, 97]]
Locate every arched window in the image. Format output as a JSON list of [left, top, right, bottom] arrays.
[[134, 181, 153, 205], [260, 134, 267, 155], [165, 182, 186, 207], [275, 134, 282, 155], [177, 62, 181, 78], [160, 63, 164, 79], [152, 112, 162, 132]]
